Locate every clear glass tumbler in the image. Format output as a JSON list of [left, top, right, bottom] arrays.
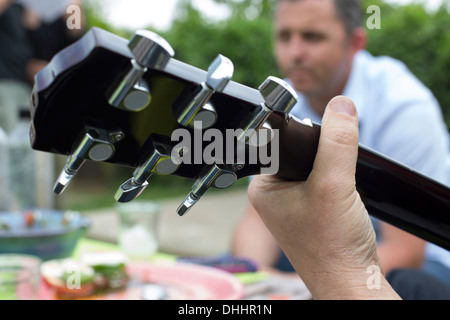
[[0, 254, 41, 300], [116, 201, 161, 260]]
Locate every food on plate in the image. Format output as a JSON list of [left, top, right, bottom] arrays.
[[81, 251, 129, 289], [41, 252, 130, 298], [40, 258, 95, 298]]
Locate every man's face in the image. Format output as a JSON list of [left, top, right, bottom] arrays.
[[274, 0, 354, 97]]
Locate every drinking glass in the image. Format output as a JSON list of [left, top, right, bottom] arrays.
[[0, 254, 41, 300], [116, 201, 161, 260]]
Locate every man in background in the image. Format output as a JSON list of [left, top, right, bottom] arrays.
[[232, 0, 450, 293], [0, 0, 84, 132], [0, 0, 84, 209]]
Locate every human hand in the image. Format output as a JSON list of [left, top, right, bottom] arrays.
[[248, 96, 400, 299]]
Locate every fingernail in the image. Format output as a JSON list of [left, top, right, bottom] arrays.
[[330, 96, 356, 117]]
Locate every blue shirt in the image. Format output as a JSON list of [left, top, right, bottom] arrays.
[[289, 50, 450, 269]]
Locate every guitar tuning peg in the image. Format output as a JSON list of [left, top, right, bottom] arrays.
[[114, 141, 180, 203], [258, 76, 298, 114], [248, 121, 273, 148], [177, 164, 237, 216], [192, 101, 218, 130], [236, 76, 298, 145], [175, 54, 234, 130], [108, 30, 175, 112], [54, 127, 123, 195], [128, 30, 174, 69]]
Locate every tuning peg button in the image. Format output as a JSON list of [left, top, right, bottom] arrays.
[[206, 54, 234, 92], [128, 30, 175, 70], [115, 142, 180, 203], [177, 164, 237, 216], [122, 78, 152, 112], [258, 76, 297, 114], [175, 54, 233, 129], [236, 76, 298, 145], [190, 102, 218, 130], [113, 178, 149, 204], [108, 30, 175, 112], [54, 127, 122, 195], [53, 169, 77, 195]]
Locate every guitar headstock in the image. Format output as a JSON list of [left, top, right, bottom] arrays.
[[31, 27, 314, 216]]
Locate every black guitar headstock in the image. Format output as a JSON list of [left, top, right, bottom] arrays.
[[31, 27, 316, 216]]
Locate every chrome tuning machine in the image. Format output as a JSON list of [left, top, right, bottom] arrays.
[[237, 76, 298, 146], [177, 164, 237, 216], [114, 139, 181, 203], [53, 126, 124, 195], [174, 54, 234, 130], [175, 77, 297, 217], [108, 30, 175, 112]]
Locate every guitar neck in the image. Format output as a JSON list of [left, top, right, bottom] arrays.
[[277, 113, 450, 250]]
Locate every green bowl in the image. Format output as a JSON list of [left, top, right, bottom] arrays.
[[0, 210, 90, 260]]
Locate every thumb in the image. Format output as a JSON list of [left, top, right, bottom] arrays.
[[309, 96, 359, 187]]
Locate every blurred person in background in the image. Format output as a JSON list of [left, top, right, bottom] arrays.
[[232, 0, 450, 298], [0, 0, 84, 133], [0, 0, 84, 210]]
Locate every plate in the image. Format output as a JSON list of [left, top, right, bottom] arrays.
[[39, 262, 244, 300]]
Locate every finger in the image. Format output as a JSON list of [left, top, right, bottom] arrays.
[[248, 174, 282, 204], [248, 174, 298, 210], [310, 96, 359, 187]]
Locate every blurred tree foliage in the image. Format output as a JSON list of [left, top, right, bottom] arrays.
[[364, 0, 450, 128], [161, 0, 279, 88], [83, 0, 450, 129]]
